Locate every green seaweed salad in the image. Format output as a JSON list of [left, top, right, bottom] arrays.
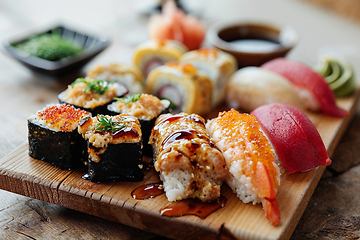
[[12, 31, 82, 61]]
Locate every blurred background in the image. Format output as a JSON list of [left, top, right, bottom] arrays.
[[1, 0, 359, 71], [1, 1, 360, 239]]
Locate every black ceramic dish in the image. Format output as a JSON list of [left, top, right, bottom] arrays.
[[2, 25, 111, 76], [208, 21, 298, 68]]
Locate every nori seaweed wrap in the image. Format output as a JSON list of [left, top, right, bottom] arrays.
[[28, 104, 90, 169], [107, 93, 170, 156], [58, 77, 128, 116], [78, 114, 144, 182]]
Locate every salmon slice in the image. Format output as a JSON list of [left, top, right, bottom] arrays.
[[261, 58, 348, 117], [207, 109, 281, 226]]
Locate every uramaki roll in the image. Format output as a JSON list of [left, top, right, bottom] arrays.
[[87, 63, 145, 95], [146, 62, 213, 116], [133, 39, 188, 77], [149, 113, 228, 202], [180, 48, 237, 106]]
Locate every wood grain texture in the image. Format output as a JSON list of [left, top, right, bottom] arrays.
[[302, 0, 360, 23], [0, 89, 358, 240]]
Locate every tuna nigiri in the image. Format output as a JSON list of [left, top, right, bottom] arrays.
[[148, 0, 205, 51], [251, 103, 331, 174], [207, 109, 281, 226], [261, 58, 348, 117]]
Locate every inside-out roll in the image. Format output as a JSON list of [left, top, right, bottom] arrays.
[[132, 39, 188, 78], [146, 62, 213, 116], [180, 48, 237, 106]]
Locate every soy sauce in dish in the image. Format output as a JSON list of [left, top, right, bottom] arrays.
[[229, 39, 280, 53]]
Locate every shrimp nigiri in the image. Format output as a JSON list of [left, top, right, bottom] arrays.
[[206, 109, 281, 226], [261, 58, 348, 117]]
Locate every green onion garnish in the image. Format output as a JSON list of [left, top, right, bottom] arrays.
[[158, 97, 177, 109], [95, 115, 126, 133], [71, 78, 113, 95], [114, 93, 142, 104]]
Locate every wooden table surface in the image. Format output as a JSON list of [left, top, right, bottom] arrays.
[[0, 0, 360, 239]]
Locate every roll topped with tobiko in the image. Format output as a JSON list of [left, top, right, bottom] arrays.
[[146, 62, 213, 116], [28, 103, 90, 169], [58, 77, 128, 116]]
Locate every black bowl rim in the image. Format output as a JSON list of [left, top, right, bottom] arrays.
[[2, 23, 111, 72]]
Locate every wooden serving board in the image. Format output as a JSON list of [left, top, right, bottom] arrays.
[[0, 90, 359, 240]]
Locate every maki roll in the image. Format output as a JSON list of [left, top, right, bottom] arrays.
[[180, 48, 237, 106], [146, 62, 213, 116], [149, 113, 228, 202], [58, 77, 128, 116], [87, 63, 145, 95], [78, 114, 144, 182], [28, 103, 90, 169], [132, 39, 188, 77], [107, 93, 171, 156]]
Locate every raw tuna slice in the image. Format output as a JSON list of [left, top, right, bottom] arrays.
[[261, 58, 348, 118], [251, 103, 331, 174]]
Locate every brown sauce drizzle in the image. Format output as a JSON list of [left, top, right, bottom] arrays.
[[188, 115, 205, 127], [79, 116, 91, 127], [160, 196, 227, 219], [162, 129, 197, 146], [190, 142, 201, 151], [209, 140, 221, 152], [112, 127, 139, 139], [131, 183, 164, 200], [154, 114, 205, 132], [154, 115, 184, 131], [161, 129, 210, 149]]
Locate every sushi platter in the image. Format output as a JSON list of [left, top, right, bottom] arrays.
[[0, 89, 358, 240], [1, 1, 359, 238]]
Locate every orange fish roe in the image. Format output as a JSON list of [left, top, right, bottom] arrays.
[[38, 104, 89, 132], [166, 61, 180, 67], [156, 39, 166, 47], [166, 62, 197, 74], [209, 109, 279, 195], [198, 48, 218, 58]]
